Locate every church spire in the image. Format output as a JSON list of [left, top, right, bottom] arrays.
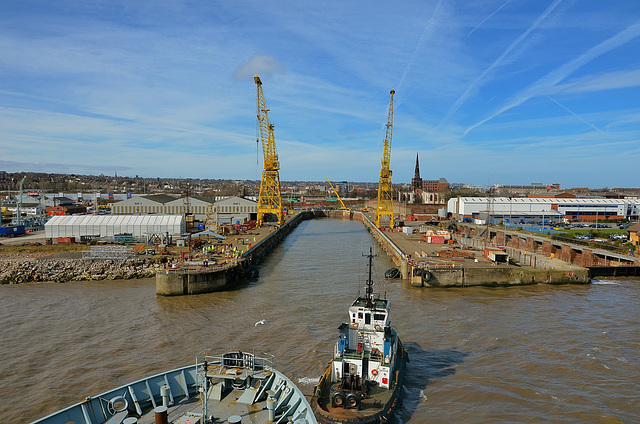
[[411, 152, 422, 191]]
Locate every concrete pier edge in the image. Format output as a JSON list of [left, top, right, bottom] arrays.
[[156, 210, 325, 295], [157, 210, 593, 295], [353, 212, 591, 288]]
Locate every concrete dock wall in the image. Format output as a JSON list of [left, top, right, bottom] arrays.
[[356, 213, 411, 278], [414, 266, 589, 288], [156, 211, 319, 295], [156, 262, 244, 295], [457, 224, 636, 268], [355, 212, 590, 287], [158, 210, 594, 294]]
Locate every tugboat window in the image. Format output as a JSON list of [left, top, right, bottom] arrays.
[[358, 312, 363, 319], [365, 313, 371, 325]]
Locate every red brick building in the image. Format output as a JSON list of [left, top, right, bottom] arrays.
[[46, 205, 86, 216]]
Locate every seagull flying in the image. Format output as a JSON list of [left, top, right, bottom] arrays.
[[255, 319, 267, 327]]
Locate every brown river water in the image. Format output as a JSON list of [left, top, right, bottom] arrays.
[[1, 218, 639, 423]]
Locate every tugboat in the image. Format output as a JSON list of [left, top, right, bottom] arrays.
[[311, 248, 408, 423]]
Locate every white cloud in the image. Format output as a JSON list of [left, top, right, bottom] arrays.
[[233, 55, 286, 81], [442, 0, 564, 126], [464, 17, 640, 135], [551, 69, 640, 95]]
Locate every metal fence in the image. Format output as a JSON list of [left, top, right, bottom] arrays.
[[82, 246, 135, 259]]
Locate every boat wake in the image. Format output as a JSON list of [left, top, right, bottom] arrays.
[[591, 280, 621, 285], [298, 376, 320, 385]]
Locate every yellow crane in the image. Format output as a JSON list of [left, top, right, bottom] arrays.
[[254, 75, 284, 227], [376, 89, 395, 229], [325, 177, 349, 210]]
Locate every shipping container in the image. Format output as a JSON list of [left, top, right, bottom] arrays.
[[421, 234, 445, 244], [114, 233, 134, 244], [484, 247, 509, 263], [0, 225, 26, 236]]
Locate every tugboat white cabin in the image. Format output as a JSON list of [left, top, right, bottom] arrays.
[[333, 294, 398, 391], [312, 248, 407, 424]]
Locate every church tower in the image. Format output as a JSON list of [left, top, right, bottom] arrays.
[[411, 152, 422, 191]]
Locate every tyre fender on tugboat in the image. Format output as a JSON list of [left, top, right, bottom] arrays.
[[346, 392, 361, 409], [332, 390, 347, 408]]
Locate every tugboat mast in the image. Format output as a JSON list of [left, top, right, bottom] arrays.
[[364, 247, 377, 308]]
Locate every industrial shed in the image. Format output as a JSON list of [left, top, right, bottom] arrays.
[[45, 215, 186, 240], [448, 197, 638, 222], [215, 196, 258, 224], [111, 194, 213, 220]]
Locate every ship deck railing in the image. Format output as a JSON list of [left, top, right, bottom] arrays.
[[82, 245, 135, 259], [196, 349, 275, 380], [352, 295, 389, 308], [341, 349, 387, 364]]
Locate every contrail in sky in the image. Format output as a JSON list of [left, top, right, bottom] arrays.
[[464, 18, 640, 136], [545, 95, 601, 132], [465, 0, 512, 40], [441, 0, 563, 127], [396, 0, 445, 101]]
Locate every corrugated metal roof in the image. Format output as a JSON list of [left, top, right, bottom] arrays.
[[142, 194, 179, 204], [45, 214, 186, 237], [458, 197, 633, 205]]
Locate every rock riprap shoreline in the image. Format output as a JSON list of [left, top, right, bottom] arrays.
[[0, 254, 163, 284]]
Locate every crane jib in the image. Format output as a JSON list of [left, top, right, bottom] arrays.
[[254, 74, 284, 227]]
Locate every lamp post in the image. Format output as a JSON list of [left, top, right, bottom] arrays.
[[509, 195, 512, 227], [503, 197, 507, 249]]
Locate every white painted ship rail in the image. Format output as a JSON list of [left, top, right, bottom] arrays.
[[197, 350, 275, 380]]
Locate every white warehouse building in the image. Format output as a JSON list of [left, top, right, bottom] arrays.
[[110, 195, 258, 224], [45, 215, 186, 240], [448, 197, 639, 222], [215, 196, 258, 224], [111, 194, 212, 221]]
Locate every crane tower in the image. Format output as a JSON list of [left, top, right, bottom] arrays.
[[376, 89, 395, 229], [325, 177, 349, 210], [254, 75, 284, 227]]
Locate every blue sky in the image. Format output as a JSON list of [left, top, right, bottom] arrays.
[[1, 1, 639, 188]]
